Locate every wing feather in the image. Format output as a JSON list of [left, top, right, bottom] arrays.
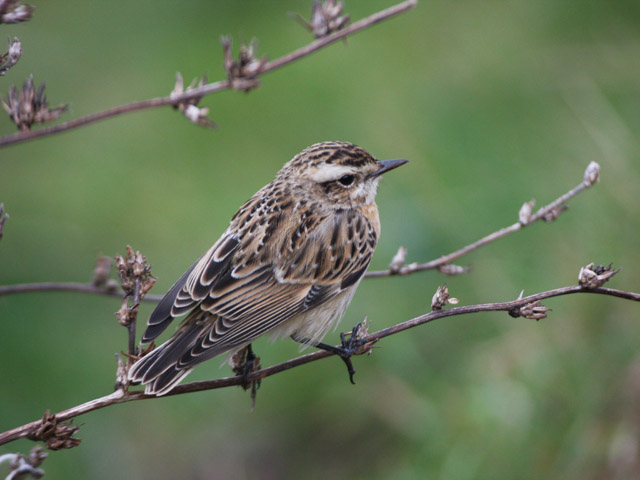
[[140, 235, 239, 343], [134, 204, 378, 393]]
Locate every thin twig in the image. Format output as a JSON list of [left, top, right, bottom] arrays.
[[366, 161, 600, 278], [0, 282, 162, 302], [0, 0, 417, 149], [0, 281, 636, 447]]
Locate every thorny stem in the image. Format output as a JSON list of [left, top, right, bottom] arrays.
[[0, 0, 418, 149], [0, 283, 637, 447], [366, 164, 597, 278]]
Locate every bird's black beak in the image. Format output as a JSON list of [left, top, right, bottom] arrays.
[[371, 158, 409, 177]]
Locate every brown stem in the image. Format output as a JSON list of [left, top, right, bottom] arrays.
[[0, 282, 636, 447], [366, 164, 598, 278], [0, 282, 162, 302], [0, 0, 417, 149]]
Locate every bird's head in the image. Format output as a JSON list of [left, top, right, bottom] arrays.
[[280, 141, 407, 208]]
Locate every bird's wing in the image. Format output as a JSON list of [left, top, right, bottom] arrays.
[[141, 208, 377, 362], [140, 233, 240, 343]]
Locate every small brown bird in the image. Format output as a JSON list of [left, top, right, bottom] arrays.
[[128, 141, 407, 395]]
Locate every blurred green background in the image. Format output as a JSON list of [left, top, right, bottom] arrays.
[[1, 1, 639, 479]]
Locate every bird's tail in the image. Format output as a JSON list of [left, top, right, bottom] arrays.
[[128, 318, 209, 396]]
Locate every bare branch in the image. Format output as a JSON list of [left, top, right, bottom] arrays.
[[366, 161, 601, 278], [0, 277, 637, 448], [0, 281, 163, 302], [0, 0, 417, 148]]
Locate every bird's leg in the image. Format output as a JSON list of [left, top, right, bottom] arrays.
[[292, 322, 366, 384], [230, 343, 260, 390], [229, 343, 262, 409]]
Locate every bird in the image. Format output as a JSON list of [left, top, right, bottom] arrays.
[[128, 141, 407, 395]]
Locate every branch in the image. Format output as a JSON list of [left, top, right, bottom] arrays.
[[1, 276, 637, 447], [0, 282, 162, 302], [0, 0, 418, 149], [366, 161, 601, 278]]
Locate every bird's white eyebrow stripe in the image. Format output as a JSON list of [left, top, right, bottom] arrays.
[[307, 164, 356, 183]]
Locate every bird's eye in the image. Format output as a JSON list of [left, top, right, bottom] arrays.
[[338, 175, 355, 187]]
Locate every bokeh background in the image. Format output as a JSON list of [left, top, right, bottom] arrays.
[[1, 1, 639, 479]]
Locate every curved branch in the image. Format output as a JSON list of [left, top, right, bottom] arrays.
[[0, 0, 418, 149], [366, 161, 600, 278], [0, 281, 637, 447]]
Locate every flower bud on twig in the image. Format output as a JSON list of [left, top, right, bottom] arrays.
[[1, 75, 68, 131], [578, 262, 619, 289], [518, 199, 535, 225], [293, 0, 350, 38], [222, 37, 267, 92], [0, 37, 22, 75], [431, 284, 459, 311], [170, 72, 216, 128], [513, 300, 551, 320], [583, 161, 600, 187], [389, 246, 407, 273], [0, 0, 34, 24]]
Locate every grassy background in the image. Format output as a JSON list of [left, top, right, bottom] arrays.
[[1, 1, 639, 479]]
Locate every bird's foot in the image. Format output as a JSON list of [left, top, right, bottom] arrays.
[[310, 320, 375, 385], [230, 344, 261, 408]]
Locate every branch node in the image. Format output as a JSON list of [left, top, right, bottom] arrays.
[[542, 204, 569, 223], [114, 353, 130, 392], [509, 300, 551, 321], [221, 37, 267, 92], [170, 72, 216, 128], [389, 246, 407, 273], [27, 411, 81, 450], [292, 0, 350, 38], [1, 75, 68, 131], [431, 284, 459, 311], [518, 199, 535, 225], [578, 262, 620, 289]]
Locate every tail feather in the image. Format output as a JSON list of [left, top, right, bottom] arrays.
[[129, 320, 208, 395], [142, 365, 194, 396]]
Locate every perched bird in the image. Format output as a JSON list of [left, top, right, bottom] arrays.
[[128, 141, 407, 395]]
